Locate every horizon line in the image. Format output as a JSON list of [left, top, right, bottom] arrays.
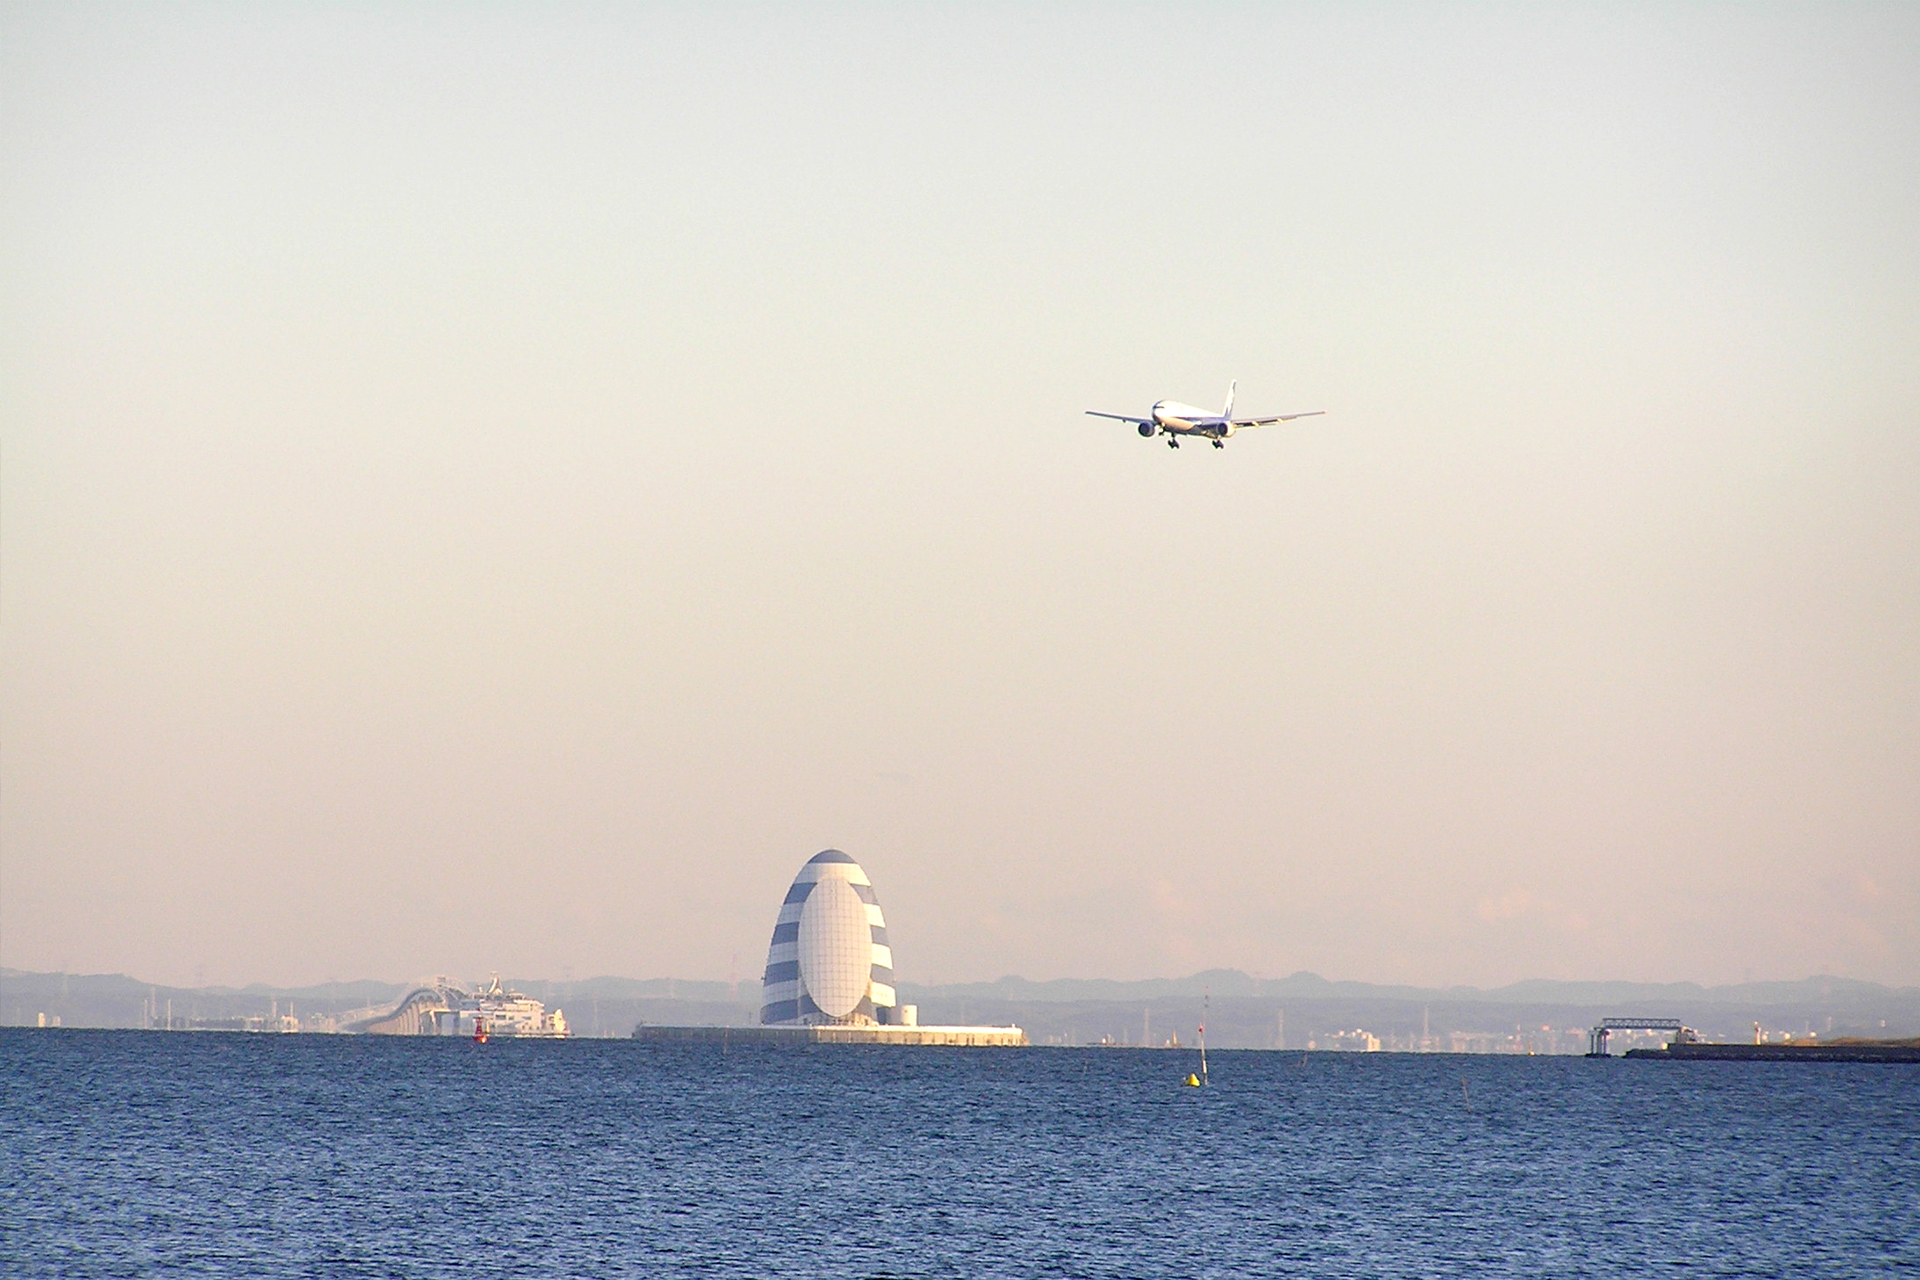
[[5, 965, 1913, 996]]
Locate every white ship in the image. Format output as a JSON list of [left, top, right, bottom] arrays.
[[464, 976, 569, 1039], [354, 976, 569, 1037]]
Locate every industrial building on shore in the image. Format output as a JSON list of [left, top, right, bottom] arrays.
[[759, 848, 899, 1026], [636, 849, 1026, 1046]]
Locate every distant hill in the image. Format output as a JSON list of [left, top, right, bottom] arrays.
[[0, 969, 751, 1037], [898, 968, 1913, 1009], [892, 970, 1920, 1049], [6, 966, 1915, 1047]]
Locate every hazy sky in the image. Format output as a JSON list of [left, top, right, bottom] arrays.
[[4, 4, 1916, 990]]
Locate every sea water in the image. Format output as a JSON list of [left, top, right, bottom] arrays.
[[2, 1028, 1914, 1277]]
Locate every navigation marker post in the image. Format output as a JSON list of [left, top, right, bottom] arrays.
[[1185, 989, 1210, 1087]]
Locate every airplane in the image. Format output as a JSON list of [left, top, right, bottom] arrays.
[[1086, 381, 1324, 448]]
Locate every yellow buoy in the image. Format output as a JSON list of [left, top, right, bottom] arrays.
[[1184, 1073, 1202, 1087]]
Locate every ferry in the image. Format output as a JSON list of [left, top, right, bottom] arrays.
[[465, 977, 569, 1039], [352, 976, 569, 1037]]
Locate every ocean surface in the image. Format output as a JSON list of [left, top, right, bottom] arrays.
[[2, 1029, 1915, 1278]]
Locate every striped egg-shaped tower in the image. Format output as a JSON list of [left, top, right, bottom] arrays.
[[760, 850, 896, 1026]]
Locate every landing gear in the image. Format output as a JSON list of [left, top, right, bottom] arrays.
[[1167, 438, 1179, 449], [1211, 440, 1225, 449]]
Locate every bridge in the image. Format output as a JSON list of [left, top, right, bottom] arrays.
[[1587, 1017, 1696, 1057], [347, 980, 471, 1036]]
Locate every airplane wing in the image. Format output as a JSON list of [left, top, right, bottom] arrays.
[[1085, 411, 1155, 426], [1229, 410, 1326, 428]]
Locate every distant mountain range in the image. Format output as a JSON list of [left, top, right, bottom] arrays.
[[7, 966, 1917, 1049], [0, 969, 753, 1037], [9, 966, 1910, 1013], [896, 968, 1914, 1008]]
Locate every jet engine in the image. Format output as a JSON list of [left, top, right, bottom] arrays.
[[1138, 422, 1157, 437]]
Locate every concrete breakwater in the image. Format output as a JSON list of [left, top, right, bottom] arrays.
[[1626, 1039, 1920, 1063], [631, 1023, 1027, 1046]]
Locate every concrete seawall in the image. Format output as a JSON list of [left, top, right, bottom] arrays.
[[1626, 1040, 1920, 1063], [632, 1023, 1028, 1047]]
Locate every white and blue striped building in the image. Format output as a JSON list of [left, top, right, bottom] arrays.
[[760, 850, 897, 1026]]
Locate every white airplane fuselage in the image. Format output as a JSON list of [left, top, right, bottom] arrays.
[[1150, 401, 1235, 440], [1085, 381, 1324, 448]]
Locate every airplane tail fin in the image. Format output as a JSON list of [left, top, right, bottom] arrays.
[[1222, 380, 1236, 420]]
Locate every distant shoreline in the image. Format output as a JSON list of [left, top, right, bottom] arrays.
[[7, 967, 1916, 1050]]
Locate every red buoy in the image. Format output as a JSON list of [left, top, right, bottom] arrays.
[[473, 1018, 488, 1044]]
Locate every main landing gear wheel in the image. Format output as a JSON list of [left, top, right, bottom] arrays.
[[1212, 440, 1225, 448], [1168, 438, 1179, 449]]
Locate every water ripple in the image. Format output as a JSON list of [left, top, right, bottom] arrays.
[[2, 1031, 1915, 1277]]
